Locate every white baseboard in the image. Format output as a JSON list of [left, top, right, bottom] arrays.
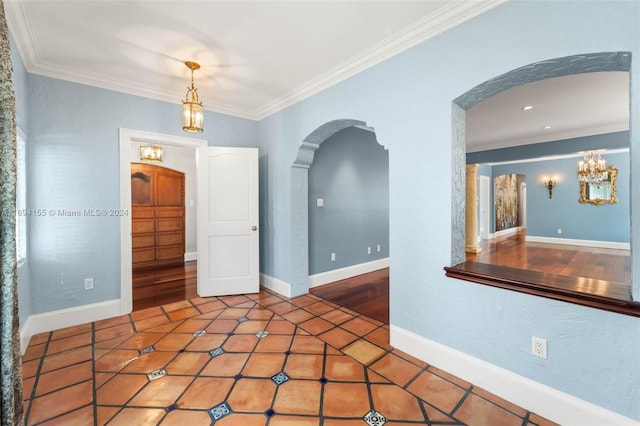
[[493, 226, 522, 239], [260, 273, 291, 297], [526, 235, 630, 250], [308, 258, 390, 288], [390, 325, 639, 426], [19, 299, 121, 355], [184, 252, 197, 262]]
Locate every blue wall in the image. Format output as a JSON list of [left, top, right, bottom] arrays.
[[10, 0, 640, 420], [10, 33, 31, 327], [256, 1, 640, 419], [26, 75, 258, 315], [491, 151, 629, 241], [308, 127, 389, 274], [469, 132, 631, 241]]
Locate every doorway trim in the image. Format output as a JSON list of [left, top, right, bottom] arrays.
[[289, 119, 379, 297], [119, 129, 207, 314]]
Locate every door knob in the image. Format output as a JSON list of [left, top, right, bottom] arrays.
[[251, 226, 257, 231]]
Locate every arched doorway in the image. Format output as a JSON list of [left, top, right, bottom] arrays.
[[290, 119, 389, 301], [449, 51, 635, 302]]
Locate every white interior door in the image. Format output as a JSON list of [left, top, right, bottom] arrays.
[[197, 147, 259, 297]]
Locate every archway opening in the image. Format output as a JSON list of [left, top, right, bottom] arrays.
[[447, 52, 637, 314], [290, 119, 390, 322]]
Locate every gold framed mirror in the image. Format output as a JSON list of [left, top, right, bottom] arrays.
[[579, 165, 618, 205]]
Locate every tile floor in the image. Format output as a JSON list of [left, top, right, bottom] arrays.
[[22, 289, 557, 425]]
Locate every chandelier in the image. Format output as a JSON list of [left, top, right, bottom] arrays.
[[182, 61, 204, 133], [578, 151, 608, 184]]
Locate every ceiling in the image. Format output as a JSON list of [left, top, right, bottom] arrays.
[[466, 71, 630, 152], [5, 1, 629, 151], [5, 0, 504, 120]]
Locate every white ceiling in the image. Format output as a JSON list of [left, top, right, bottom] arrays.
[[5, 0, 504, 120], [5, 1, 629, 151], [466, 71, 630, 152]]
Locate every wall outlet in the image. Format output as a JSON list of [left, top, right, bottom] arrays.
[[84, 277, 94, 290], [532, 336, 547, 359], [330, 252, 336, 262], [316, 198, 324, 207], [557, 228, 562, 234], [367, 246, 371, 254], [377, 244, 381, 252]]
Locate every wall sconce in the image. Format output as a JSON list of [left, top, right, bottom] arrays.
[[140, 144, 163, 162], [542, 177, 556, 199], [182, 61, 204, 133]]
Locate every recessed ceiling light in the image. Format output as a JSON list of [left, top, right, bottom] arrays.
[[522, 105, 533, 111], [543, 125, 552, 130]]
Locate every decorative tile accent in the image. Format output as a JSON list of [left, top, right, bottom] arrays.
[[147, 368, 167, 381], [138, 345, 155, 355], [209, 402, 232, 421], [165, 403, 178, 412], [234, 374, 243, 380], [256, 330, 269, 338], [319, 377, 328, 384], [271, 372, 289, 385], [265, 408, 275, 418], [363, 410, 387, 426], [209, 347, 225, 358], [237, 317, 249, 323], [193, 329, 207, 337]]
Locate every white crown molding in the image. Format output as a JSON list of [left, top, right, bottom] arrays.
[[255, 0, 508, 120], [7, 0, 506, 122], [467, 122, 630, 153], [484, 147, 629, 166]]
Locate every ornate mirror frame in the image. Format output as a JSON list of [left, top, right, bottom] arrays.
[[579, 165, 618, 205]]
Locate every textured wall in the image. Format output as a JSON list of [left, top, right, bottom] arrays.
[[27, 75, 258, 314], [308, 126, 389, 274], [256, 1, 640, 419]]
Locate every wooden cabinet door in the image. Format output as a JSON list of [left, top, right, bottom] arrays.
[[131, 163, 185, 268], [155, 168, 185, 207], [131, 164, 153, 206]]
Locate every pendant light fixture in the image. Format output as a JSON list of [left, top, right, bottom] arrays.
[[182, 61, 204, 133]]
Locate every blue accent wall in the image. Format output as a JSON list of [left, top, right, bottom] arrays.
[[26, 74, 258, 315], [308, 127, 389, 274], [491, 151, 629, 241], [468, 133, 631, 241]]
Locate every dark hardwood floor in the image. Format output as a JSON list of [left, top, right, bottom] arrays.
[[133, 261, 197, 311], [132, 233, 632, 318], [310, 268, 389, 324], [132, 261, 391, 323], [466, 230, 631, 285]]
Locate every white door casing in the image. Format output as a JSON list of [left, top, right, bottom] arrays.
[[197, 147, 259, 297]]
